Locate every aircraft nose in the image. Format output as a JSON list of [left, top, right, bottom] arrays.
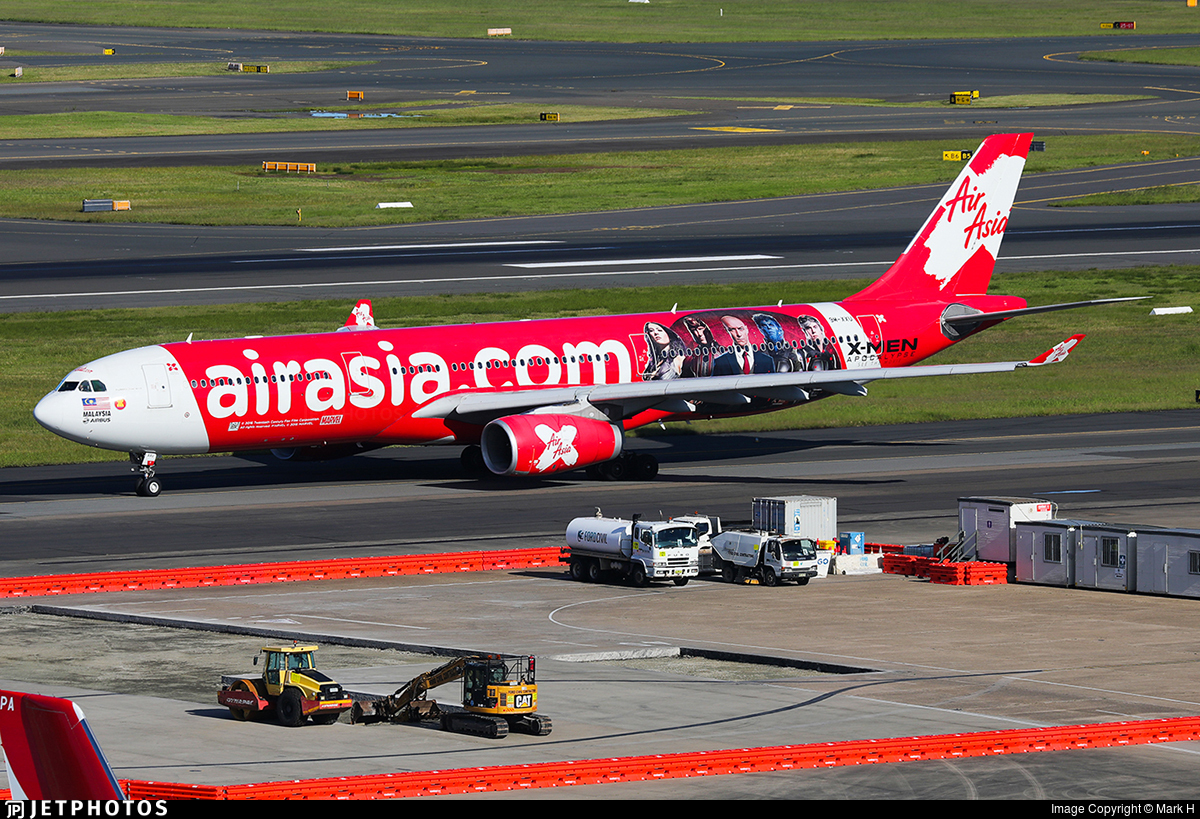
[[32, 391, 69, 436]]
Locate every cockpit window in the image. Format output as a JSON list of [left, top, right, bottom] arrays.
[[57, 381, 80, 392], [78, 380, 92, 392], [89, 380, 106, 391]]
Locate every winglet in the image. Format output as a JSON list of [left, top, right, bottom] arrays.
[[337, 299, 376, 332], [0, 689, 126, 800], [1026, 334, 1085, 366]]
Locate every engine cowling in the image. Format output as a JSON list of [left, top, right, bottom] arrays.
[[480, 413, 623, 476]]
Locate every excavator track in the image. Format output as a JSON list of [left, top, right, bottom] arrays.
[[442, 711, 509, 739], [509, 713, 553, 736]]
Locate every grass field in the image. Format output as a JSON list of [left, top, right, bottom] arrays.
[[5, 266, 1197, 469], [1080, 46, 1200, 66], [4, 134, 1198, 227], [2, 1, 1198, 41], [1054, 183, 1200, 207], [0, 104, 685, 140]]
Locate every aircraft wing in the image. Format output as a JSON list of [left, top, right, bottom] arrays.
[[413, 334, 1085, 424]]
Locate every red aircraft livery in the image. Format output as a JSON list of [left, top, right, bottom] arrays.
[[33, 133, 1134, 496]]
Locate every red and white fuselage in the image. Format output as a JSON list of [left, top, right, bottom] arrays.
[[34, 134, 1116, 489]]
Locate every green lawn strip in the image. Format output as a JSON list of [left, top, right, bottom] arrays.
[[1079, 47, 1200, 67], [5, 134, 1200, 227], [2, 1, 1198, 41], [0, 104, 686, 140], [680, 94, 1154, 108], [0, 61, 370, 82], [4, 267, 1196, 468], [1052, 184, 1200, 207]]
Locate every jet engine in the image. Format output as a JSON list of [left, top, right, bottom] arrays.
[[480, 413, 623, 476]]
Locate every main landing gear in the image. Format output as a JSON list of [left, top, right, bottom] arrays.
[[586, 452, 659, 482], [130, 451, 161, 497]]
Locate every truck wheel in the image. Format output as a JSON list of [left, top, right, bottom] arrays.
[[796, 577, 810, 586], [277, 688, 306, 727], [570, 559, 588, 582], [587, 560, 604, 583], [630, 564, 648, 587], [762, 567, 779, 587], [673, 577, 689, 587]]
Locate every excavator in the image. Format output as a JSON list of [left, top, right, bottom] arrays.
[[350, 654, 551, 739]]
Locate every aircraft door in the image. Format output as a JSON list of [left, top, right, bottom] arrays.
[[142, 363, 172, 408]]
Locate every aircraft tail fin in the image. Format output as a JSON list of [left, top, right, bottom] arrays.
[[847, 133, 1033, 303], [338, 299, 376, 331], [0, 689, 125, 800]]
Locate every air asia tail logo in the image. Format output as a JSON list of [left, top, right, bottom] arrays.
[[944, 175, 1008, 250], [534, 422, 579, 472]]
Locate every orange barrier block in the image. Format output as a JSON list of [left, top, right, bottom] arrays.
[[0, 548, 563, 599], [117, 716, 1200, 799]]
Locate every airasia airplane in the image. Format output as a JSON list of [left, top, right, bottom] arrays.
[[34, 133, 1133, 496]]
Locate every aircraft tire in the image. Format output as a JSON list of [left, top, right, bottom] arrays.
[[142, 478, 162, 497], [603, 457, 627, 481], [633, 453, 659, 480], [460, 445, 487, 475]]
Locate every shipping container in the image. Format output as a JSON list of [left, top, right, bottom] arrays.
[[752, 496, 837, 540]]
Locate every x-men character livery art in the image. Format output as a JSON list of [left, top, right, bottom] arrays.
[[35, 134, 1136, 494]]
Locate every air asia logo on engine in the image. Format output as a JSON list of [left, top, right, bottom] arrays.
[[944, 175, 1007, 250], [533, 422, 579, 472]]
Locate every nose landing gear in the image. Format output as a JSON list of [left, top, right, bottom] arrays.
[[130, 451, 161, 497]]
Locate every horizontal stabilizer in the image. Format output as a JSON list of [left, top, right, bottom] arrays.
[[943, 297, 1147, 327]]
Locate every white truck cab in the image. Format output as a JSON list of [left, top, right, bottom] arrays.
[[711, 529, 819, 586]]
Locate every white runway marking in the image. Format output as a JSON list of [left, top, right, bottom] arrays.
[[505, 255, 780, 268], [298, 241, 560, 252]]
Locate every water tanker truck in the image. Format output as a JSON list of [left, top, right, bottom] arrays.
[[565, 511, 700, 586]]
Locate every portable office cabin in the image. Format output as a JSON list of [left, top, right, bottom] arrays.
[[958, 497, 1056, 562], [1013, 519, 1137, 592], [1135, 528, 1200, 598], [1014, 519, 1081, 587]]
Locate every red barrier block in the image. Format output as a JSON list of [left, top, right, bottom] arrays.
[[0, 548, 563, 599]]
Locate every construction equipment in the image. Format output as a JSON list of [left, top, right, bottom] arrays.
[[351, 654, 551, 739], [218, 643, 353, 727]]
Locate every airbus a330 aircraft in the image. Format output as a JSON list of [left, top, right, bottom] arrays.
[[34, 133, 1135, 496]]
